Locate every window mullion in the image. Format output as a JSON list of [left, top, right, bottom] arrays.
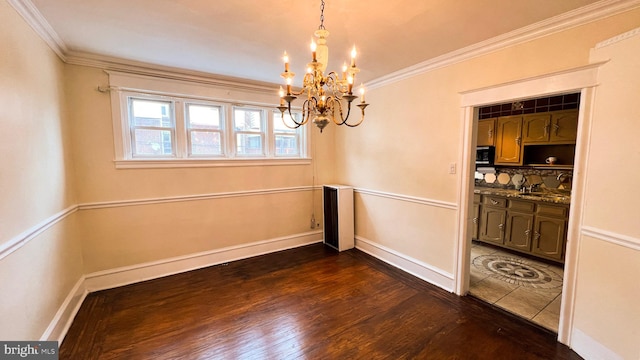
[[266, 109, 274, 157], [225, 105, 235, 158], [174, 100, 187, 158]]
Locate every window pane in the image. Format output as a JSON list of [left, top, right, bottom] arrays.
[[190, 131, 222, 155], [234, 109, 262, 131], [187, 104, 221, 129], [133, 129, 173, 155], [236, 134, 263, 155], [131, 99, 172, 127], [275, 135, 298, 156], [273, 112, 299, 133]]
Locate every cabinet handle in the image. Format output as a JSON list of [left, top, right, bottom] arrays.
[[488, 129, 493, 140], [553, 123, 560, 136], [544, 123, 550, 137], [515, 136, 521, 146], [498, 223, 504, 230], [525, 229, 531, 237], [534, 231, 541, 240], [473, 217, 478, 224], [490, 199, 499, 205]]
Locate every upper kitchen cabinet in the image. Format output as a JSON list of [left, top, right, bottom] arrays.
[[494, 115, 523, 165], [550, 110, 578, 143], [522, 113, 552, 143], [477, 118, 496, 146], [523, 110, 578, 144]]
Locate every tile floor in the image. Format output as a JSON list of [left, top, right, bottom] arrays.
[[469, 241, 564, 332]]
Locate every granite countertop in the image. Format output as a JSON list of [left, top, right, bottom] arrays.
[[474, 187, 571, 205]]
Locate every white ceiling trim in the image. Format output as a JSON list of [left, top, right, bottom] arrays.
[[595, 26, 640, 48], [8, 0, 640, 92], [6, 0, 68, 60], [68, 52, 279, 95], [366, 0, 640, 90]]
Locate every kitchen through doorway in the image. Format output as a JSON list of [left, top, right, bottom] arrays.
[[468, 93, 580, 333]]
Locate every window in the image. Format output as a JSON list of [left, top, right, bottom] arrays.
[[273, 111, 301, 157], [234, 108, 264, 156], [112, 90, 307, 168], [129, 98, 174, 157], [186, 103, 224, 157]]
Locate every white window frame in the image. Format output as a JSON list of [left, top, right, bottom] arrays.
[[110, 89, 309, 169], [184, 101, 226, 158], [232, 106, 266, 157], [271, 110, 303, 158]]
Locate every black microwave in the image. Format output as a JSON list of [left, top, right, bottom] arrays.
[[476, 146, 495, 165]]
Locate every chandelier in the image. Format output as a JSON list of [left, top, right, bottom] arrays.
[[277, 0, 369, 132]]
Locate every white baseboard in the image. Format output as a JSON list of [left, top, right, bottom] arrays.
[[40, 276, 87, 343], [571, 328, 623, 360], [355, 236, 455, 292], [84, 231, 323, 292], [44, 231, 322, 344]]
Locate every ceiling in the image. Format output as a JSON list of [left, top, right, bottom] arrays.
[[28, 0, 604, 85]]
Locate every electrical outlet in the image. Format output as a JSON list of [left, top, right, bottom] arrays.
[[310, 214, 316, 229], [449, 162, 456, 174]]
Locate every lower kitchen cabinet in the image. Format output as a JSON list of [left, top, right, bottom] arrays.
[[479, 207, 506, 245], [472, 194, 481, 240], [532, 216, 566, 260], [505, 211, 534, 252], [474, 193, 568, 263]]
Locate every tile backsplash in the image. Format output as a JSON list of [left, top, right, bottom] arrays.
[[475, 166, 572, 192]]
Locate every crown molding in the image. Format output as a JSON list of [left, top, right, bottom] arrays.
[[6, 0, 68, 61], [366, 0, 640, 89], [65, 51, 281, 94], [9, 0, 640, 92], [595, 26, 640, 48]]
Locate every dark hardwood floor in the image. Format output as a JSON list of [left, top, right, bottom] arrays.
[[60, 244, 582, 359]]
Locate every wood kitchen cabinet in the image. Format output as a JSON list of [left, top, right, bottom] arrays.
[[532, 204, 568, 261], [475, 193, 569, 263], [522, 113, 552, 143], [550, 110, 578, 143], [505, 200, 535, 252], [522, 110, 578, 144], [479, 196, 506, 245], [477, 118, 496, 146], [472, 194, 481, 240], [494, 115, 523, 165]]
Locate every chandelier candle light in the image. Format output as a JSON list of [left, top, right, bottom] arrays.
[[277, 0, 369, 132]]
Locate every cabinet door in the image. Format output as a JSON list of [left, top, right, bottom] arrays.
[[532, 216, 566, 260], [477, 118, 496, 146], [550, 110, 578, 143], [479, 207, 506, 245], [505, 212, 534, 252], [494, 116, 523, 165], [472, 202, 480, 240], [522, 114, 551, 143]]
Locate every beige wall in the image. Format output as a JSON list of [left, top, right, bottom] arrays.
[[335, 7, 640, 359], [570, 30, 640, 360], [64, 64, 336, 273], [0, 1, 83, 340]]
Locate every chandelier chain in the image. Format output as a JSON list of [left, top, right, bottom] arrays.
[[318, 0, 325, 29]]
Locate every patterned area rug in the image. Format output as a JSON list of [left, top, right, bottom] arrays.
[[472, 254, 562, 289]]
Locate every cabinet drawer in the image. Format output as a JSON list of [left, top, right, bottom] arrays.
[[537, 204, 568, 217], [509, 200, 535, 212], [473, 194, 481, 203], [483, 196, 506, 207]]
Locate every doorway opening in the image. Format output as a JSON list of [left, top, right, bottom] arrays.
[[467, 93, 580, 333]]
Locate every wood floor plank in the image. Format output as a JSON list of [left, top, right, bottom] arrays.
[[60, 244, 582, 359]]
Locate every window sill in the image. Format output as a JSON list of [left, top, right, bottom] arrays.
[[114, 158, 312, 169]]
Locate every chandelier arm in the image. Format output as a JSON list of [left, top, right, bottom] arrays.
[[326, 97, 348, 126]]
